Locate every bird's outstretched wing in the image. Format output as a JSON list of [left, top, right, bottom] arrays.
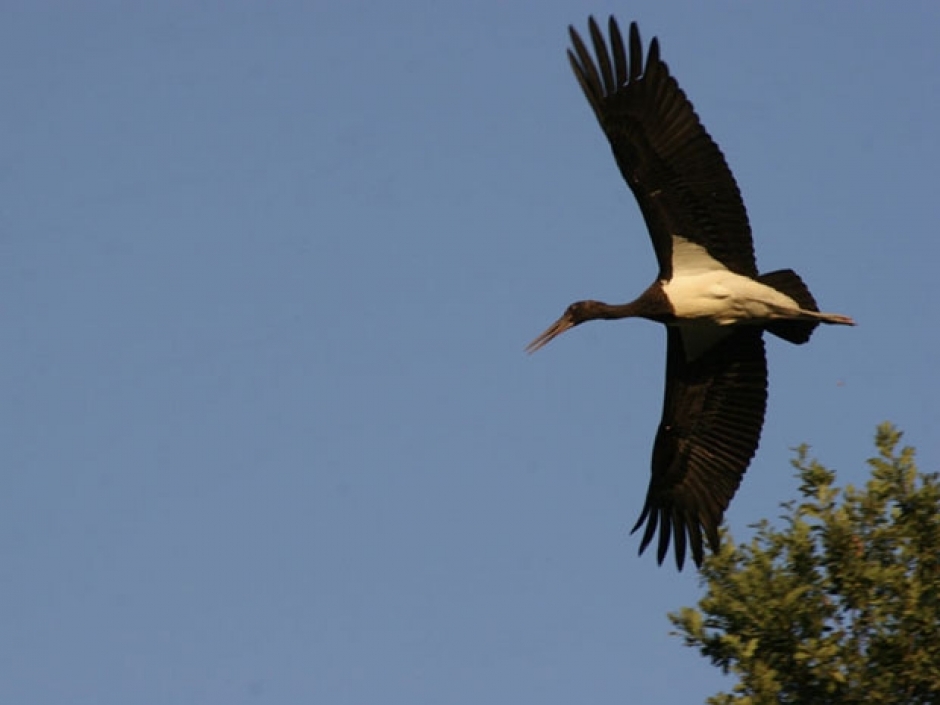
[[632, 328, 767, 569], [568, 17, 757, 279]]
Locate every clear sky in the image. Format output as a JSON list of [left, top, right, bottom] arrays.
[[4, 2, 939, 703]]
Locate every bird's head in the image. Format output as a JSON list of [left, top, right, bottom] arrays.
[[526, 300, 602, 353]]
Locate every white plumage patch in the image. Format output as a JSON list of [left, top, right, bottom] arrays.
[[670, 235, 729, 275], [664, 271, 801, 324], [664, 237, 803, 360], [665, 237, 800, 324]]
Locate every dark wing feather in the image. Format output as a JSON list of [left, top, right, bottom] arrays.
[[568, 17, 757, 279], [632, 328, 767, 569]]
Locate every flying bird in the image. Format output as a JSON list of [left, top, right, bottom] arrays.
[[527, 17, 854, 570]]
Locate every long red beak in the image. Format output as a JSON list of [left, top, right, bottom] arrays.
[[526, 315, 575, 354]]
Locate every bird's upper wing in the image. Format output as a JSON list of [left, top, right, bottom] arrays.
[[632, 327, 767, 569], [568, 17, 758, 279]]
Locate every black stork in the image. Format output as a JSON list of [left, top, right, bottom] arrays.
[[527, 17, 854, 570]]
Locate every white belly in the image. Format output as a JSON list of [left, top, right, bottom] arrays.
[[662, 270, 800, 325]]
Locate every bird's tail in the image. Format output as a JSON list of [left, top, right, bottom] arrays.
[[758, 269, 820, 344]]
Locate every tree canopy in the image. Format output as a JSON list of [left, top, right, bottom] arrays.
[[670, 423, 940, 704]]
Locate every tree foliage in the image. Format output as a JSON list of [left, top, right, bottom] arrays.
[[670, 424, 940, 704]]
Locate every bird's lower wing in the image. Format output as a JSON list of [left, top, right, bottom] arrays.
[[632, 327, 767, 569]]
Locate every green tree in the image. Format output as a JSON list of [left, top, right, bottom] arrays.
[[670, 423, 940, 704]]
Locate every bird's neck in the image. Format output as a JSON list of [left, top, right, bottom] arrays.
[[592, 285, 673, 322]]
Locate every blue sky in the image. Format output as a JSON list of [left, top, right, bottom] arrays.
[[4, 2, 939, 703]]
